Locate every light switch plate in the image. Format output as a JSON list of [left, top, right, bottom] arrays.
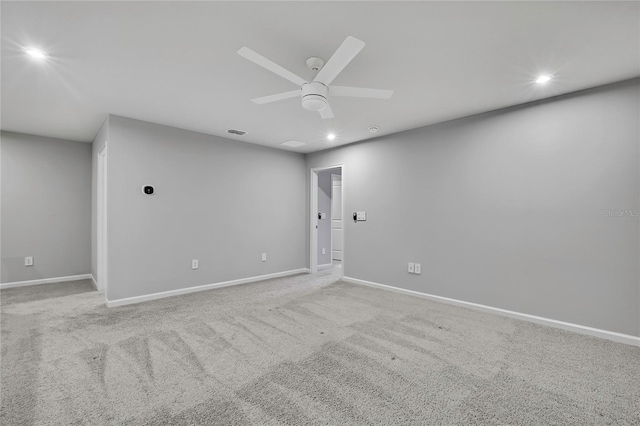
[[261, 253, 267, 262]]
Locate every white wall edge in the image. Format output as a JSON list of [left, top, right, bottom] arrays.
[[343, 276, 640, 347], [90, 275, 105, 295], [106, 268, 310, 308], [0, 274, 93, 289], [94, 281, 105, 296]]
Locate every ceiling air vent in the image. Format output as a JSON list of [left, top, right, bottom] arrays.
[[281, 140, 306, 148], [227, 129, 247, 136]]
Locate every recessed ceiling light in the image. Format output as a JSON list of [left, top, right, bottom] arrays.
[[24, 47, 47, 60], [281, 140, 306, 148], [327, 133, 336, 141], [535, 75, 551, 84], [369, 126, 379, 133]]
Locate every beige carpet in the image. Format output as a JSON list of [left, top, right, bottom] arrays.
[[2, 268, 639, 425]]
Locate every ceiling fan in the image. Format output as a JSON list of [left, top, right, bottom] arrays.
[[237, 36, 393, 119]]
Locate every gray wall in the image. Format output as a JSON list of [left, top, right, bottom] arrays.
[[306, 79, 640, 337], [1, 131, 92, 283], [106, 116, 306, 301], [91, 118, 109, 281]]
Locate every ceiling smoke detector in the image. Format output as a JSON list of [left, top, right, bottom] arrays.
[[227, 128, 247, 136], [369, 126, 379, 133]]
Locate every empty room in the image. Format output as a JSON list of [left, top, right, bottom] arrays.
[[1, 1, 639, 425]]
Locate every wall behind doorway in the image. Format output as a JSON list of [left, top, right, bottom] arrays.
[[317, 167, 341, 266]]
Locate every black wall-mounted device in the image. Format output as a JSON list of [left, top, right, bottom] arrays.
[[142, 185, 155, 195]]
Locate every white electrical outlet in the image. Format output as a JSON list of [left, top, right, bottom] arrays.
[[191, 259, 199, 269], [408, 262, 414, 273], [356, 211, 367, 221], [322, 248, 326, 255], [25, 256, 34, 267], [261, 253, 267, 262], [414, 263, 421, 274]]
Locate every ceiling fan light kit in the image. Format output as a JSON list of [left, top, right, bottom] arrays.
[[301, 82, 328, 111], [238, 36, 393, 120]]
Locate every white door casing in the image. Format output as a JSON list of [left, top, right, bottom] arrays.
[[97, 146, 108, 297], [331, 174, 343, 261]]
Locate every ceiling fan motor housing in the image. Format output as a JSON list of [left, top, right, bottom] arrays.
[[301, 82, 328, 111]]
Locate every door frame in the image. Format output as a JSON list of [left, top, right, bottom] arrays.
[[309, 164, 344, 274], [330, 173, 342, 263], [97, 145, 108, 298]]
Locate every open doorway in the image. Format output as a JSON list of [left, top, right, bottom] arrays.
[[310, 165, 344, 276]]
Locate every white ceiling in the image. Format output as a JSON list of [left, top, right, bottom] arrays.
[[2, 1, 638, 153]]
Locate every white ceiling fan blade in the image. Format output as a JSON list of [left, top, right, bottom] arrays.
[[319, 104, 334, 119], [238, 47, 307, 87], [251, 90, 300, 105], [329, 86, 394, 99], [314, 36, 365, 86]]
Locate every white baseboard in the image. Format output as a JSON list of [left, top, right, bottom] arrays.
[[107, 268, 310, 308], [0, 274, 93, 289], [343, 276, 640, 347]]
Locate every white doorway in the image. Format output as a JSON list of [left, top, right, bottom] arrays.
[[310, 165, 344, 275], [97, 146, 108, 297]]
